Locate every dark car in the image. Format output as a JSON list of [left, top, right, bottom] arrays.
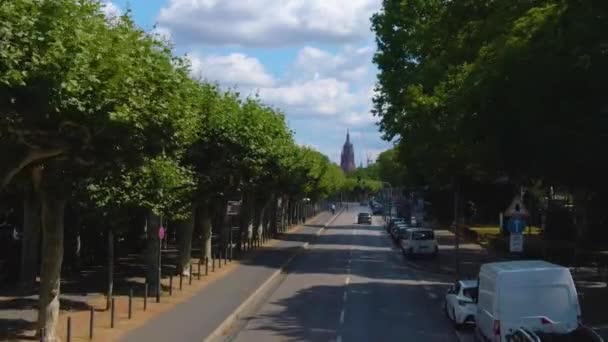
[[386, 217, 405, 232], [372, 204, 384, 215], [357, 213, 372, 224], [390, 223, 410, 241]]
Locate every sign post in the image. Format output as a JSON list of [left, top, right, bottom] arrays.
[[504, 195, 529, 253]]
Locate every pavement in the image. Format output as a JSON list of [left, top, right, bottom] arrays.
[[121, 212, 336, 342], [223, 205, 460, 342]]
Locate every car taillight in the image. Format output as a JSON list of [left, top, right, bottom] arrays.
[[493, 320, 501, 336]]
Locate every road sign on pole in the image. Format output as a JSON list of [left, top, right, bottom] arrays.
[[227, 201, 241, 216], [510, 233, 524, 253]]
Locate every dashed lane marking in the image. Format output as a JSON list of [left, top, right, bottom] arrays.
[[427, 292, 438, 299], [339, 309, 345, 324]]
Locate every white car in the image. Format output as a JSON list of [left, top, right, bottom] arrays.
[[444, 280, 478, 328], [399, 228, 438, 256]]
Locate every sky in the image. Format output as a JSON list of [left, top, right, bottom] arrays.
[[102, 0, 392, 165]]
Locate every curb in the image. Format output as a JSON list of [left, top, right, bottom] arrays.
[[203, 210, 343, 341]]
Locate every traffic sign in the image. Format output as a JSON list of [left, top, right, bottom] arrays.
[[510, 233, 524, 253], [507, 217, 526, 234], [227, 201, 241, 216]]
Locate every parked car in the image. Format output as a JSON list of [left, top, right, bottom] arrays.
[[386, 217, 405, 232], [390, 223, 409, 240], [357, 212, 372, 224], [444, 280, 478, 328], [476, 260, 581, 342], [399, 228, 438, 257]]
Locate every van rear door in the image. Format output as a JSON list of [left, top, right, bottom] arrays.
[[500, 284, 579, 337]]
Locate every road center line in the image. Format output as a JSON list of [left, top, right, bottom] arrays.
[[339, 309, 345, 324]]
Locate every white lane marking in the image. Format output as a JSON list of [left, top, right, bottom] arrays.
[[339, 309, 345, 324], [343, 291, 348, 302], [348, 259, 351, 264], [423, 285, 431, 292], [345, 276, 350, 285], [427, 292, 438, 299], [337, 335, 342, 342]]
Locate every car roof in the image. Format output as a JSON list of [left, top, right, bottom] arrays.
[[459, 280, 479, 288], [481, 260, 563, 274], [407, 228, 433, 232], [358, 212, 371, 216]]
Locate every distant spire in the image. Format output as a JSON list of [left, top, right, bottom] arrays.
[[346, 129, 350, 143]]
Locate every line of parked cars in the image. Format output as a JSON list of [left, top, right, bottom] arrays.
[[443, 260, 604, 342], [385, 216, 438, 257]]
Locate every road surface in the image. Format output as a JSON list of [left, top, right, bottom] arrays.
[[224, 205, 461, 342]]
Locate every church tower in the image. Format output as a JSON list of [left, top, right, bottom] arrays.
[[340, 130, 356, 173]]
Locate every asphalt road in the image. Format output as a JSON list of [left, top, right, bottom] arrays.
[[224, 205, 461, 342]]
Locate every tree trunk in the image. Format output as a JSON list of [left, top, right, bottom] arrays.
[[146, 211, 161, 297], [106, 228, 114, 310], [176, 208, 195, 276], [20, 167, 41, 289], [196, 203, 213, 264], [37, 187, 66, 342]]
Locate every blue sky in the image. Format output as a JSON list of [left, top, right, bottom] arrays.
[[103, 0, 391, 164]]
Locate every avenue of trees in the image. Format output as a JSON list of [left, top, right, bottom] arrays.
[[371, 1, 608, 240], [0, 1, 350, 340]]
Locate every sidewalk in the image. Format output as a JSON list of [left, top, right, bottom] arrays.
[[121, 211, 337, 342], [405, 228, 608, 339]]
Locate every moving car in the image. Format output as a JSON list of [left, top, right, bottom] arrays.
[[372, 203, 384, 215], [357, 212, 372, 224], [444, 280, 478, 328], [399, 228, 438, 257], [476, 260, 581, 342]]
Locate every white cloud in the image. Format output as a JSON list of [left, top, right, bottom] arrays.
[[258, 78, 358, 117], [292, 46, 373, 82], [157, 0, 381, 47], [101, 1, 121, 18], [188, 53, 275, 87]]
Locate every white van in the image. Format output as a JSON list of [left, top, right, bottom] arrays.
[[399, 228, 438, 257], [476, 260, 581, 342]]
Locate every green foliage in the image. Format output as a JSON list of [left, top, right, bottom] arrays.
[[372, 0, 608, 190]]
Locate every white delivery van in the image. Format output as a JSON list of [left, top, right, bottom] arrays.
[[476, 260, 580, 342]]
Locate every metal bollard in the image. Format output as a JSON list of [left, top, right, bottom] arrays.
[[144, 284, 148, 311], [110, 298, 115, 328], [218, 251, 222, 269], [156, 285, 160, 303], [205, 256, 209, 276], [89, 307, 94, 339], [67, 317, 71, 342], [198, 260, 201, 280], [169, 275, 173, 295], [179, 272, 183, 290], [189, 264, 193, 285], [212, 255, 215, 272], [128, 289, 133, 319]]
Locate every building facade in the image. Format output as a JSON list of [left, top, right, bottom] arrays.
[[340, 130, 356, 173]]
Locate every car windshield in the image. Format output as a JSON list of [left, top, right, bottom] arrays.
[[463, 287, 478, 301], [411, 231, 434, 240]]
